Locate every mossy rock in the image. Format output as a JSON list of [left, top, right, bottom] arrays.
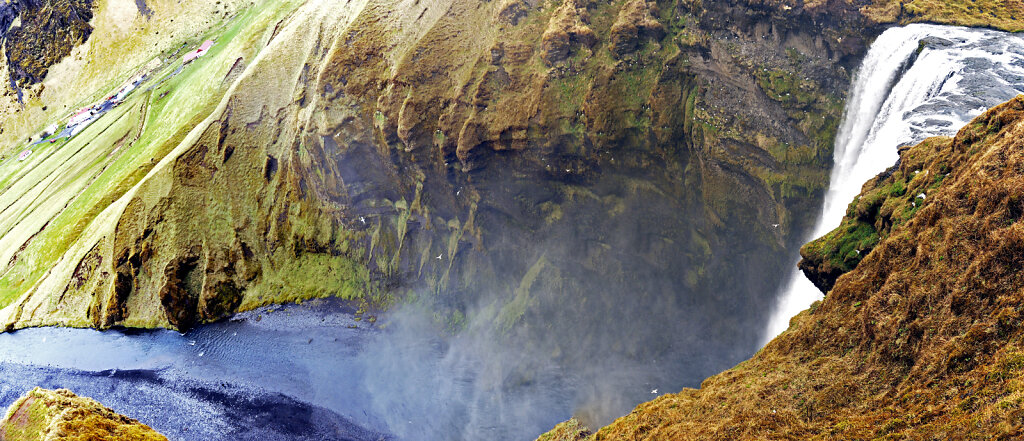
[[798, 136, 958, 293], [0, 388, 167, 441]]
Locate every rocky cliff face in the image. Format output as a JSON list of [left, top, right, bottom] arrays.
[[0, 0, 873, 344], [0, 388, 167, 441], [0, 0, 94, 88], [539, 95, 1024, 440]]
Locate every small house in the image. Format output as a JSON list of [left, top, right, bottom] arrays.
[[68, 108, 92, 126], [183, 40, 215, 65]]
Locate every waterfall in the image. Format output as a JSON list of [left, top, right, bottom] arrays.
[[764, 24, 1024, 342]]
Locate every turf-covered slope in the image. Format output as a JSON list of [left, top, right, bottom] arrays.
[[798, 136, 952, 293], [540, 96, 1024, 440], [0, 0, 315, 329], [0, 388, 167, 441], [861, 0, 1024, 32]]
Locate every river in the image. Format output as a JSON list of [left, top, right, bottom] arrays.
[[0, 299, 391, 440]]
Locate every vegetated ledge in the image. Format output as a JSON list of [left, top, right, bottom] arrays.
[[0, 388, 167, 441], [861, 0, 1024, 32], [799, 135, 954, 293], [537, 95, 1024, 440]]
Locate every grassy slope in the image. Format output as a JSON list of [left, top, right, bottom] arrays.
[[798, 136, 953, 292], [538, 96, 1024, 440], [862, 0, 1024, 32], [0, 0, 307, 328]]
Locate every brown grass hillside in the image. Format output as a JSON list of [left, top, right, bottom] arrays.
[[862, 0, 1024, 31], [540, 96, 1024, 440]]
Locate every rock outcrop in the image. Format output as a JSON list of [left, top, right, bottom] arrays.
[[0, 388, 167, 441], [2, 0, 94, 87], [539, 95, 1024, 439], [799, 137, 952, 293]]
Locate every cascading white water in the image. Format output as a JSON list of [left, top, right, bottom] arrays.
[[764, 24, 1024, 341]]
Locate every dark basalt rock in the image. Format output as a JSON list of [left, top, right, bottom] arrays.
[[2, 0, 94, 87]]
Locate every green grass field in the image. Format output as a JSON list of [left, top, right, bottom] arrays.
[[0, 1, 302, 313]]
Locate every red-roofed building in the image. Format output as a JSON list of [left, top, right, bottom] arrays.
[[183, 40, 215, 65], [68, 108, 92, 126]]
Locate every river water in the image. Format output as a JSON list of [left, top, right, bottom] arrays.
[[0, 299, 391, 440], [765, 24, 1024, 340], [0, 297, 594, 441]]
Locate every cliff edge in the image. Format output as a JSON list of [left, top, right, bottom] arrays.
[[540, 95, 1024, 439]]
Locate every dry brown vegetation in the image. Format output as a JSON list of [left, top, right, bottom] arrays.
[[539, 96, 1024, 440], [861, 0, 1024, 31], [799, 136, 955, 292]]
